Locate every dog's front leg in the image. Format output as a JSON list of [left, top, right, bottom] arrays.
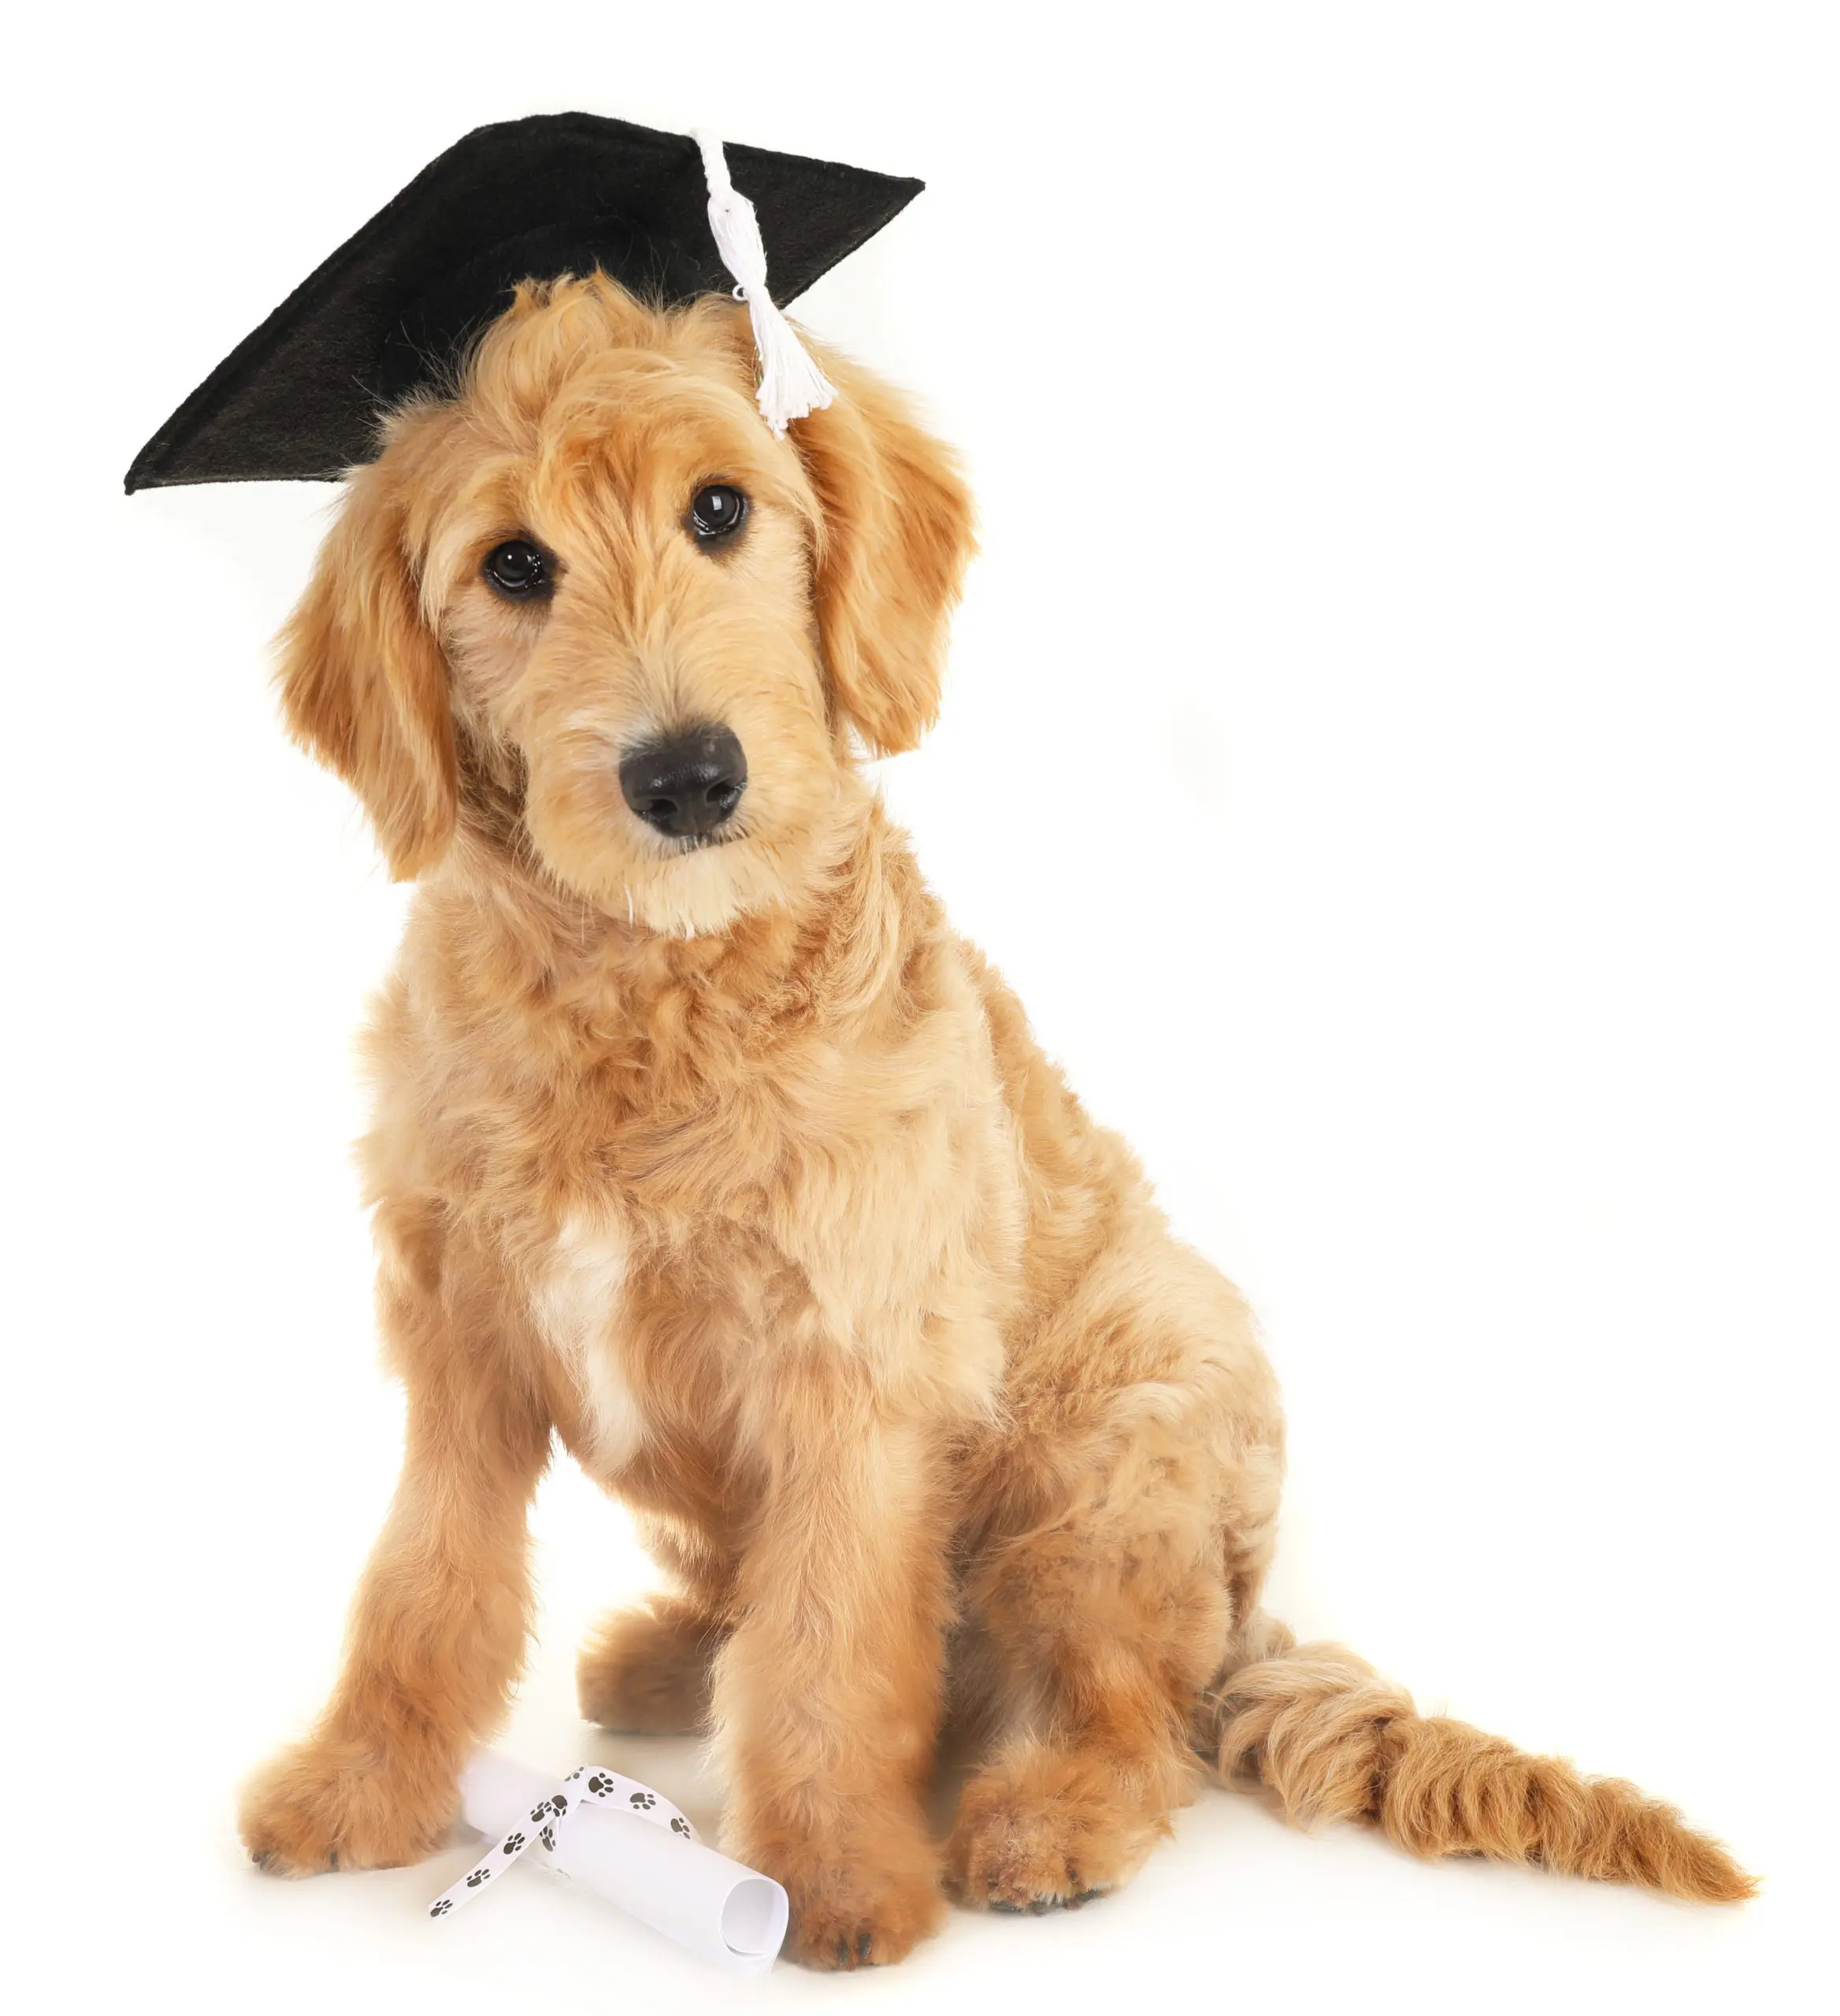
[[239, 1279, 551, 1876], [716, 1355, 951, 1969]]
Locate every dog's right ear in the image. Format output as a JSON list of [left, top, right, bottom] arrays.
[[276, 449, 457, 880]]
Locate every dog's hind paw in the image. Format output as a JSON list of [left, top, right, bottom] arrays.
[[945, 1743, 1165, 1915], [577, 1598, 720, 1735]]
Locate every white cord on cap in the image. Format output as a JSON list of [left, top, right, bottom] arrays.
[[694, 130, 837, 436]]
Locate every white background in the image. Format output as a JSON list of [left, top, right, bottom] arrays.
[[5, 5, 1834, 2010]]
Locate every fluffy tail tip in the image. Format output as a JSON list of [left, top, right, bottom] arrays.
[[1207, 1620, 1757, 1905]]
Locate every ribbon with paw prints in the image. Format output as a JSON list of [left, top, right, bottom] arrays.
[[429, 1763, 699, 1920]]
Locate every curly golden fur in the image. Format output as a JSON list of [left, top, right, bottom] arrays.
[[236, 274, 1753, 1965]]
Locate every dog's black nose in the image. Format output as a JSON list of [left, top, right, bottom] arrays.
[[618, 726, 748, 838]]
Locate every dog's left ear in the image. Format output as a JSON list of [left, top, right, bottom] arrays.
[[275, 440, 458, 879], [789, 346, 975, 756]]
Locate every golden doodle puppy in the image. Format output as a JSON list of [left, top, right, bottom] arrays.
[[239, 274, 1751, 1966]]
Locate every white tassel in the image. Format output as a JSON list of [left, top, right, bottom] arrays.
[[694, 130, 837, 437]]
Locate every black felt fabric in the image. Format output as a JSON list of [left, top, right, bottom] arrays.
[[125, 113, 922, 492]]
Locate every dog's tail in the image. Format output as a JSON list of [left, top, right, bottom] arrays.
[[1198, 1610, 1754, 1903]]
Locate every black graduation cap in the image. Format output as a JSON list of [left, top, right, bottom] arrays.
[[124, 112, 922, 493]]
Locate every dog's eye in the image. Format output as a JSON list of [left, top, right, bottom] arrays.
[[688, 484, 748, 543], [483, 539, 551, 600]]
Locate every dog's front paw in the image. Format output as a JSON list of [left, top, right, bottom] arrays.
[[785, 1864, 945, 1971], [239, 1735, 455, 1876], [733, 1824, 944, 1969]]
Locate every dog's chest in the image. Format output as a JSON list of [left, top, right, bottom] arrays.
[[528, 1214, 648, 1473]]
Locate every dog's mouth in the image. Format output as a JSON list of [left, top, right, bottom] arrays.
[[662, 825, 745, 855]]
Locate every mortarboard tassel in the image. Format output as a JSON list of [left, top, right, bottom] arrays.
[[695, 131, 838, 437]]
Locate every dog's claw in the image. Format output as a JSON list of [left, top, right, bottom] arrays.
[[984, 1876, 1103, 1915]]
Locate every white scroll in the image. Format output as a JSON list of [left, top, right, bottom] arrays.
[[428, 1751, 788, 1973]]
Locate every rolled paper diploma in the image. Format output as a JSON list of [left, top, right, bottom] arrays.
[[458, 1751, 788, 1973]]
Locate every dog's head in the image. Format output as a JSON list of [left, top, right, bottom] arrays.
[[277, 275, 973, 933]]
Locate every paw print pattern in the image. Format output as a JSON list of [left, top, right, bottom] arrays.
[[426, 1765, 686, 1920]]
